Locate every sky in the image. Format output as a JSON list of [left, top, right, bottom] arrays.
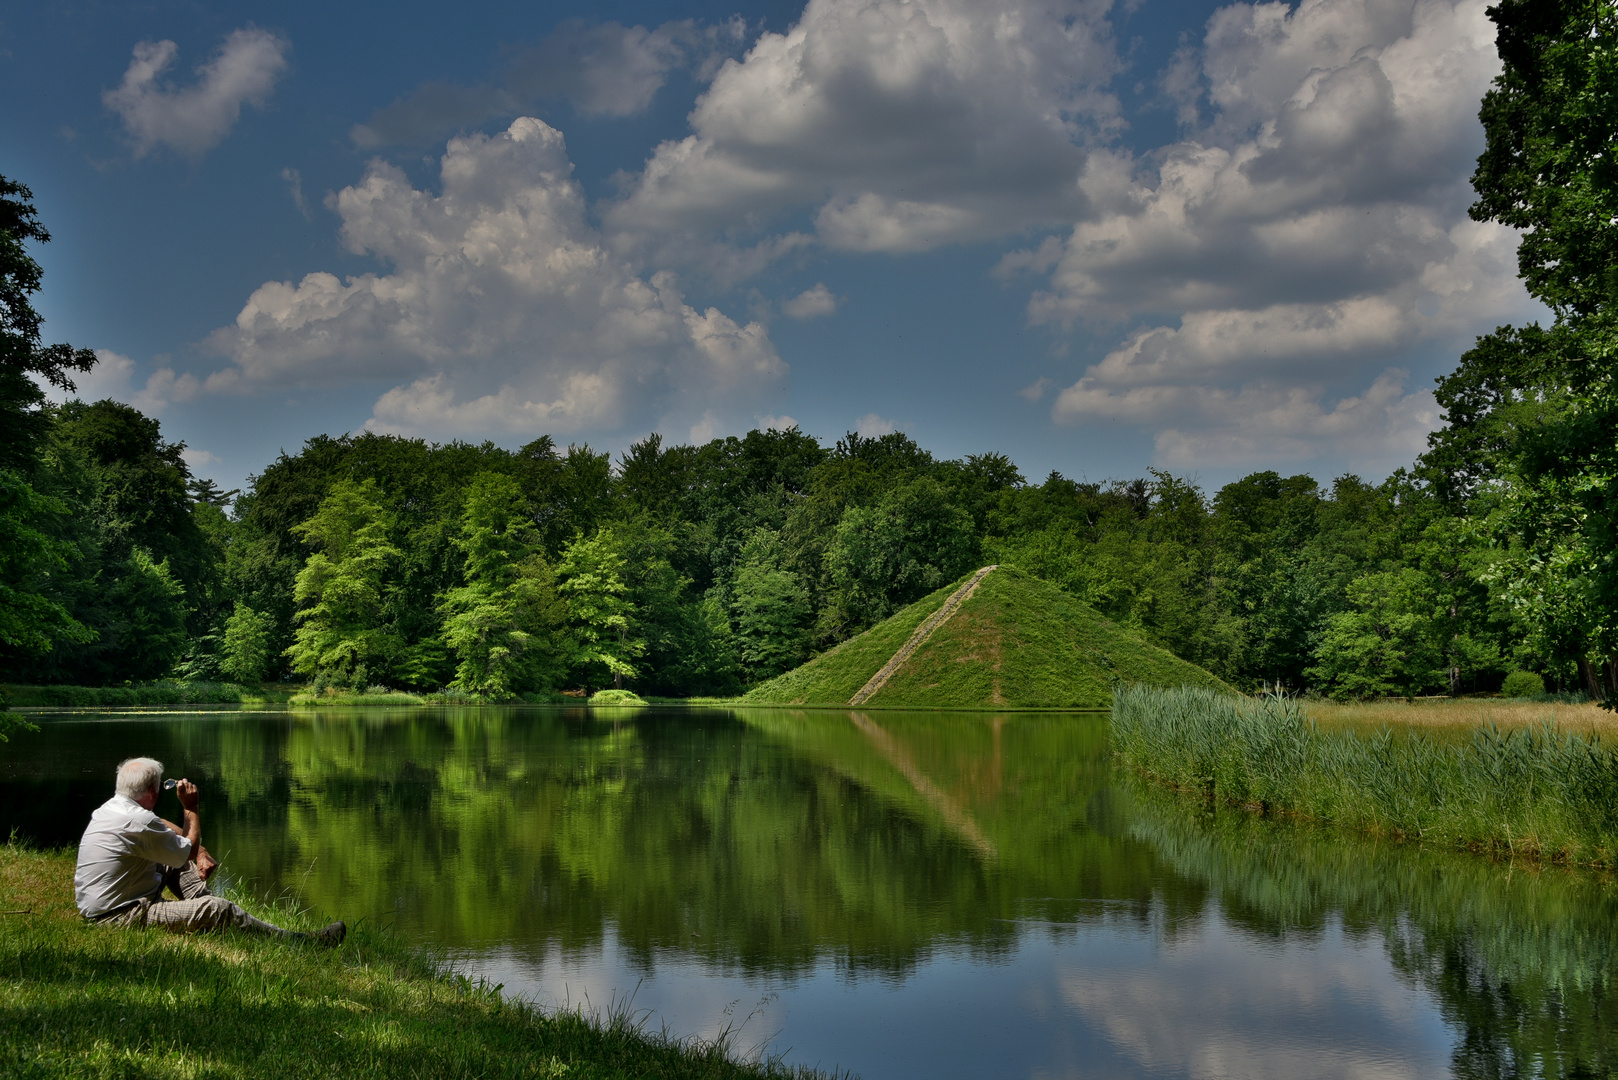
[[0, 0, 1541, 494]]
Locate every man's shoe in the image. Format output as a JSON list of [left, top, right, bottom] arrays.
[[313, 921, 346, 948]]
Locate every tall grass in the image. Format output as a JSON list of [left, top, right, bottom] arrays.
[[1111, 684, 1618, 864]]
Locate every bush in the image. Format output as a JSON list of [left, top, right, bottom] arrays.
[[589, 688, 647, 705], [1502, 670, 1547, 698]]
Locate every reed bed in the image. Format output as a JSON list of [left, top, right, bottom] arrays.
[[1111, 685, 1618, 864]]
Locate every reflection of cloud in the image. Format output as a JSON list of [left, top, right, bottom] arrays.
[[1061, 910, 1446, 1080]]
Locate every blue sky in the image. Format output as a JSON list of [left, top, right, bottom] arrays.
[[2, 0, 1537, 493]]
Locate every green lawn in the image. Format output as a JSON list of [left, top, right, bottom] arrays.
[[0, 845, 836, 1079]]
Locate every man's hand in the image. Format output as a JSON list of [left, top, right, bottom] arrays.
[[195, 845, 217, 881], [175, 779, 199, 812]]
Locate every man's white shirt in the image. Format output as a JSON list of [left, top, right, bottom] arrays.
[[74, 794, 192, 917]]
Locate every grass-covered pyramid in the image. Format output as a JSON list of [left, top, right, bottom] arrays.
[[743, 565, 1228, 708]]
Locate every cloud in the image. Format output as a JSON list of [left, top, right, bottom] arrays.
[[103, 27, 288, 158], [1011, 0, 1539, 468], [181, 447, 222, 471], [756, 413, 799, 432], [280, 167, 311, 219], [854, 413, 896, 437], [606, 0, 1123, 260], [1019, 376, 1054, 402], [205, 117, 785, 440], [41, 350, 203, 414], [782, 283, 841, 319], [350, 19, 746, 149]]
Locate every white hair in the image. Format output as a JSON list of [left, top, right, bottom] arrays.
[[116, 757, 164, 800]]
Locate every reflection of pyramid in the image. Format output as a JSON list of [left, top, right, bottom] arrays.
[[746, 566, 1229, 708], [848, 711, 997, 860]]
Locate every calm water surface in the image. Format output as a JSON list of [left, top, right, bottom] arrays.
[[4, 705, 1615, 1079]]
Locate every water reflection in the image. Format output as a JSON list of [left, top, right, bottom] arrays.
[[2, 705, 1615, 1078]]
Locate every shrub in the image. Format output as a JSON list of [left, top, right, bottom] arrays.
[[589, 688, 646, 705], [1502, 670, 1546, 698]]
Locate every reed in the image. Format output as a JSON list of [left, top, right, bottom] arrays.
[[1111, 684, 1618, 864]]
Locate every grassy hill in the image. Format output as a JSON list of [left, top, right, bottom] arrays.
[[742, 566, 1229, 709]]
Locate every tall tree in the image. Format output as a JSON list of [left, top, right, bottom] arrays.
[[1431, 0, 1618, 699], [555, 529, 644, 692], [285, 480, 402, 689], [0, 174, 95, 664], [438, 473, 565, 698], [1, 175, 96, 471]]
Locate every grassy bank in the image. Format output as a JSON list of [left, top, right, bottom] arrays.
[[2, 681, 293, 709], [1112, 684, 1618, 865], [0, 844, 833, 1079]]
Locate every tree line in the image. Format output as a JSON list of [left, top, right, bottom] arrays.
[[1, 0, 1613, 702]]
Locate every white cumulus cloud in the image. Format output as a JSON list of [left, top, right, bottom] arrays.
[[204, 117, 785, 441], [103, 27, 289, 158], [1012, 0, 1540, 469], [607, 0, 1122, 261]]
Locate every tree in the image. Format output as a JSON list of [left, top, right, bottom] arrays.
[[285, 480, 402, 689], [730, 528, 813, 682], [1430, 0, 1618, 701], [1, 175, 97, 471], [555, 529, 644, 691], [823, 477, 976, 635], [438, 473, 565, 698], [0, 174, 98, 669], [220, 602, 274, 684], [0, 468, 91, 655], [1307, 569, 1447, 700]]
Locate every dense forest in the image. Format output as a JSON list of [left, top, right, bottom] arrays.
[[1, 0, 1614, 704], [0, 397, 1610, 702]]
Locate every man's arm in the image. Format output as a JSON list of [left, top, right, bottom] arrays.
[[157, 779, 211, 878]]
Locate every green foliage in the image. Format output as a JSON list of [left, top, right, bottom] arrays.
[[1502, 669, 1547, 698], [589, 688, 647, 705], [0, 468, 91, 656], [1113, 684, 1618, 862], [439, 473, 566, 698], [1424, 0, 1618, 704], [1306, 569, 1446, 699], [285, 480, 403, 689], [730, 529, 814, 681], [824, 476, 976, 634], [556, 529, 644, 691], [101, 548, 190, 681], [220, 601, 275, 684], [0, 174, 97, 472], [0, 680, 277, 707]]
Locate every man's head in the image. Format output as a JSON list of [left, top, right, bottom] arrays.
[[116, 757, 164, 808]]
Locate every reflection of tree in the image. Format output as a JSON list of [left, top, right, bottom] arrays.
[[1126, 783, 1618, 1079], [187, 708, 1166, 978]]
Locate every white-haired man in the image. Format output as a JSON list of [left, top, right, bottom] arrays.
[[74, 757, 344, 946]]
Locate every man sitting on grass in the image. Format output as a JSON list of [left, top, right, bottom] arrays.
[[74, 757, 345, 947]]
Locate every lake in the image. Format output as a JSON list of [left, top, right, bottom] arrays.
[[4, 704, 1615, 1079]]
